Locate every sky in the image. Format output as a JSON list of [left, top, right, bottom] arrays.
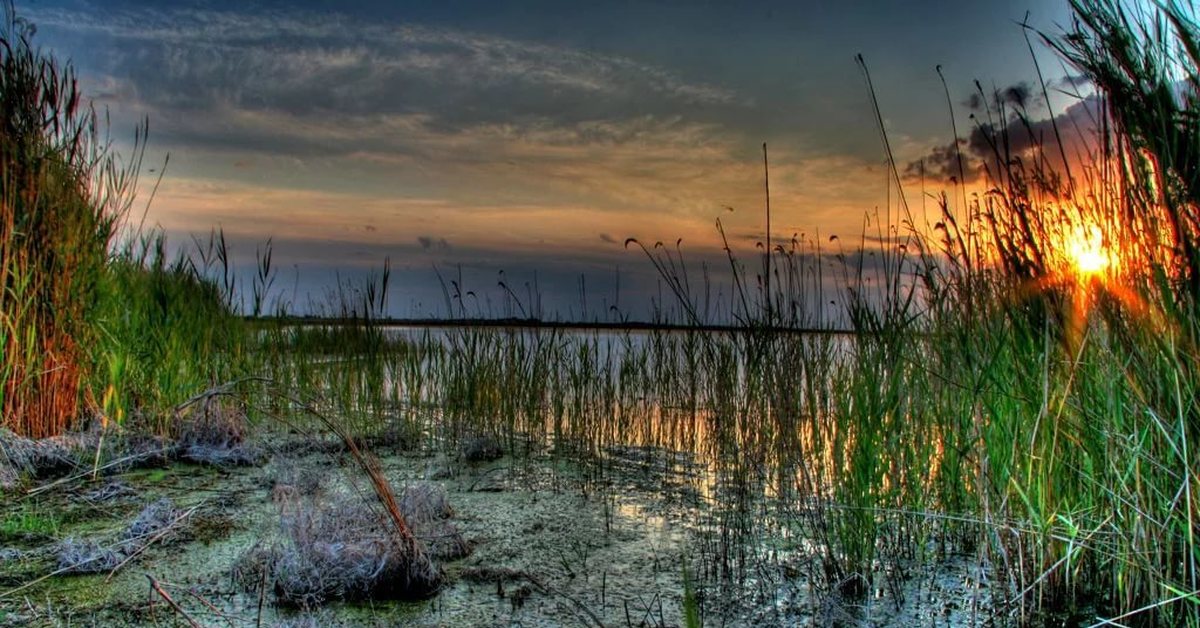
[[18, 0, 1094, 321]]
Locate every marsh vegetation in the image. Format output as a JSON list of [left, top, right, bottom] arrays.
[[3, 0, 1200, 625]]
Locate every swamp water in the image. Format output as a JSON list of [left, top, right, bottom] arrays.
[[0, 327, 999, 626]]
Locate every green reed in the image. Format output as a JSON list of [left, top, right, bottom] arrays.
[[0, 4, 129, 437], [217, 0, 1200, 621], [0, 4, 251, 439], [5, 0, 1195, 622]]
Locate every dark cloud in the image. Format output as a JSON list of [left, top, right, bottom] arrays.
[[32, 5, 743, 148], [962, 81, 1038, 112], [1052, 74, 1090, 91], [904, 94, 1101, 185], [965, 95, 1099, 159], [902, 138, 979, 184], [962, 92, 985, 112], [417, 235, 452, 251], [1000, 82, 1033, 109]]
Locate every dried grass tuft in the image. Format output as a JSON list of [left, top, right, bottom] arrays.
[[122, 498, 182, 542], [242, 495, 445, 609], [398, 482, 453, 523], [55, 538, 123, 574], [397, 482, 471, 561], [178, 398, 247, 447], [0, 428, 75, 478], [177, 399, 262, 466]]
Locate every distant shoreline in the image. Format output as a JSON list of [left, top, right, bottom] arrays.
[[246, 316, 858, 335]]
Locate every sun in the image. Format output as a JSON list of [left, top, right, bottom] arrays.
[[1066, 224, 1111, 279]]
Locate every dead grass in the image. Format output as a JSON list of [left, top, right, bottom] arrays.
[[177, 398, 262, 466], [242, 488, 455, 609]]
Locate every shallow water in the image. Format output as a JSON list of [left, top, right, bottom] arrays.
[[0, 443, 701, 627], [0, 435, 997, 627]]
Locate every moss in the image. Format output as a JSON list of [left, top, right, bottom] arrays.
[[0, 503, 61, 542]]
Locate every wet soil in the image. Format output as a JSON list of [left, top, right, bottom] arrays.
[[0, 440, 997, 627]]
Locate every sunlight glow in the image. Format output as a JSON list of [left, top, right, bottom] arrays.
[[1066, 224, 1111, 278]]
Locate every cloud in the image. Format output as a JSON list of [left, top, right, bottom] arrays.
[[961, 81, 1040, 113], [31, 5, 742, 128], [28, 2, 897, 317], [903, 94, 1102, 185], [28, 4, 781, 226], [902, 138, 977, 184], [417, 235, 451, 251], [965, 95, 1100, 161], [1052, 74, 1091, 91], [126, 104, 773, 223], [999, 82, 1033, 109]]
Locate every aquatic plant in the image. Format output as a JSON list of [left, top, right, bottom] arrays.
[[0, 4, 137, 437], [0, 3, 248, 439]]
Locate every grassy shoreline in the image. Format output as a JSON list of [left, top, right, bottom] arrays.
[[250, 316, 861, 335], [3, 0, 1200, 624]]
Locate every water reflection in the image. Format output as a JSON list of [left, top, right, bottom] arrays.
[[280, 322, 949, 615]]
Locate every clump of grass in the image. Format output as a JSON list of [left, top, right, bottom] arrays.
[[91, 231, 250, 438], [55, 538, 122, 574], [272, 499, 402, 607], [398, 482, 454, 523], [246, 493, 445, 608], [0, 428, 74, 483], [0, 5, 138, 438], [121, 498, 182, 543], [1, 5, 248, 441], [53, 497, 187, 576], [175, 396, 262, 466], [0, 502, 60, 540]]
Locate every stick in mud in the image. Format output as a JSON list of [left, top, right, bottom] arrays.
[[146, 574, 204, 628]]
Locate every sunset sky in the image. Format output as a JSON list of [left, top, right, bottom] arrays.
[[23, 0, 1093, 320]]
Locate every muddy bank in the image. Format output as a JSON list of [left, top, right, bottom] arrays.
[[0, 428, 1001, 627], [0, 435, 703, 627]]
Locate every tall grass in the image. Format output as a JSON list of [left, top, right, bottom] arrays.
[[90, 234, 248, 434], [1, 6, 248, 438], [778, 1, 1200, 620], [0, 7, 135, 437], [1055, 0, 1200, 310], [2, 0, 1196, 623]]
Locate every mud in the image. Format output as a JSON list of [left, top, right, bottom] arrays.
[[0, 439, 997, 627]]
